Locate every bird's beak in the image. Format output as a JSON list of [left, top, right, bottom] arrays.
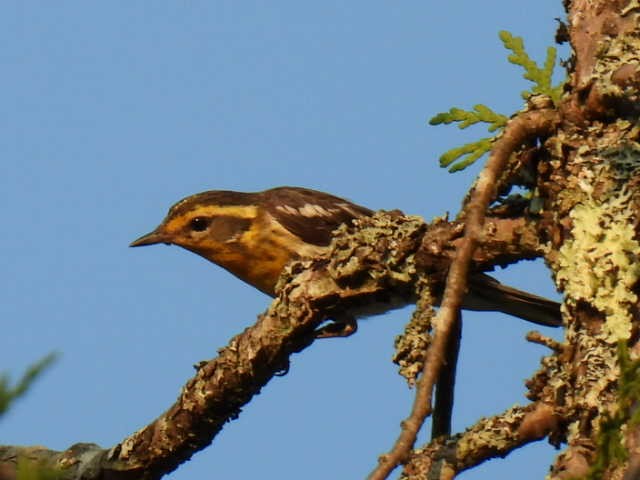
[[130, 228, 170, 247]]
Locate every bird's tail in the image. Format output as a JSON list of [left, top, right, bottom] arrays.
[[463, 274, 562, 327]]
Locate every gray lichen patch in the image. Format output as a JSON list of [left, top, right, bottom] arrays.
[[393, 279, 435, 386], [327, 210, 426, 288], [601, 139, 640, 182], [455, 406, 528, 460]]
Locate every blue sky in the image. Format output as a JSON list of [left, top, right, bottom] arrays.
[[2, 2, 567, 479]]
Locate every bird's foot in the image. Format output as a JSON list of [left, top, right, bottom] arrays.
[[314, 315, 358, 338]]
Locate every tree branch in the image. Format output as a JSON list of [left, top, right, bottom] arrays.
[[400, 402, 558, 479], [0, 213, 552, 480], [431, 311, 462, 438]]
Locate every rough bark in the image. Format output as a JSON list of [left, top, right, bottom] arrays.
[[4, 1, 640, 479], [403, 1, 640, 478]]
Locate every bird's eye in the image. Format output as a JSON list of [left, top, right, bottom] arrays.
[[190, 217, 210, 232]]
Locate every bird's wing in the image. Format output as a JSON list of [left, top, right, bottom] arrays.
[[263, 187, 373, 246]]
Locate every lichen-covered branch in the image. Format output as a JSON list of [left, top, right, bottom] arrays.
[[400, 402, 558, 479], [0, 212, 549, 480]]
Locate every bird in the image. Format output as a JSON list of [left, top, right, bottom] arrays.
[[130, 186, 562, 333]]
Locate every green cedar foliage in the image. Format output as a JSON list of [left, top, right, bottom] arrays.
[[430, 30, 565, 172]]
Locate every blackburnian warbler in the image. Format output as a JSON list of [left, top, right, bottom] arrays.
[[130, 186, 561, 331]]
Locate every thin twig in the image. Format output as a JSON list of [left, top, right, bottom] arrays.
[[526, 330, 563, 352], [431, 311, 462, 438], [368, 108, 559, 480]]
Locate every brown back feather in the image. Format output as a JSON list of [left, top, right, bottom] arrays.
[[261, 187, 373, 246]]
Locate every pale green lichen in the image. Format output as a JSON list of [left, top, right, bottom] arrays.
[[556, 142, 640, 342], [557, 188, 640, 342]]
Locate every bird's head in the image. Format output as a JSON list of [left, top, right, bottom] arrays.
[[130, 190, 258, 259], [130, 186, 371, 296]]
